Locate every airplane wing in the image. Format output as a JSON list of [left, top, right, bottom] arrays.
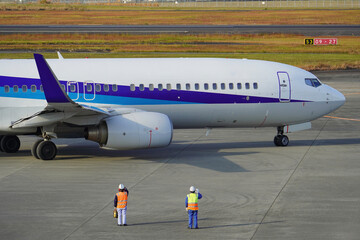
[[10, 54, 128, 129]]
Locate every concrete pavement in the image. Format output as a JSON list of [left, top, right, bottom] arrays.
[[0, 71, 359, 240]]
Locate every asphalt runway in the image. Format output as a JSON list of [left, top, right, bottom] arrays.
[[0, 71, 359, 240], [1, 25, 359, 36]]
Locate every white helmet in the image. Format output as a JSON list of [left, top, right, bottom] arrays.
[[190, 186, 195, 192], [119, 184, 124, 190]]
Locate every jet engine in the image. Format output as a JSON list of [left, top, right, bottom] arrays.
[[85, 112, 173, 150]]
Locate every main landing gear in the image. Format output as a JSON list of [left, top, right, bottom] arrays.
[[0, 135, 57, 160], [30, 126, 58, 160], [0, 135, 21, 153], [31, 139, 57, 160], [274, 126, 289, 147]]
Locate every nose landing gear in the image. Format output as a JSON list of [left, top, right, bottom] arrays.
[[274, 126, 289, 147]]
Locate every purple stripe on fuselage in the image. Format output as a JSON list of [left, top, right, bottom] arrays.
[[0, 75, 40, 86], [0, 75, 307, 104]]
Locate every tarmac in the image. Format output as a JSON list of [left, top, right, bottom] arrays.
[[1, 25, 359, 36], [0, 70, 359, 240]]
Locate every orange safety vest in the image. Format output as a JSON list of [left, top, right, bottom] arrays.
[[187, 193, 199, 211], [116, 192, 128, 209]]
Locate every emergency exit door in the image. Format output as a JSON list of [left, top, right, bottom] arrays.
[[277, 72, 291, 102]]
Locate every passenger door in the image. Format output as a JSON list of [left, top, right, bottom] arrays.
[[277, 72, 291, 102]]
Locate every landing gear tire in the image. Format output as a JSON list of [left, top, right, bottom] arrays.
[[0, 136, 3, 152], [36, 140, 57, 160], [274, 135, 281, 146], [274, 135, 289, 147], [31, 139, 43, 159], [0, 135, 20, 153]]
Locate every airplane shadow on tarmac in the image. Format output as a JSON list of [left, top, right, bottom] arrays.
[[1, 138, 359, 173]]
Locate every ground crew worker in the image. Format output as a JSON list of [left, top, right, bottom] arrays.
[[185, 186, 202, 229], [114, 184, 129, 226]]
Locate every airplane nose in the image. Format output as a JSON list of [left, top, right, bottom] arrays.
[[328, 87, 346, 111]]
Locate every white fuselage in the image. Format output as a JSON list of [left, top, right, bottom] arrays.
[[0, 58, 345, 134]]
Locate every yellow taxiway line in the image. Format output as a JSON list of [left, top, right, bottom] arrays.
[[324, 116, 360, 122]]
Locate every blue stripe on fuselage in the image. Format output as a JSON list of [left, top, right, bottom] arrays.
[[0, 75, 304, 105]]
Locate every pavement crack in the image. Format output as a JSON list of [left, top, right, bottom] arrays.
[[63, 133, 205, 240], [249, 118, 330, 240], [0, 160, 35, 181]]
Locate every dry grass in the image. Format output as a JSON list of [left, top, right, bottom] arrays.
[[0, 6, 358, 70], [0, 33, 358, 54], [0, 9, 359, 25], [1, 2, 358, 10], [0, 33, 359, 70]]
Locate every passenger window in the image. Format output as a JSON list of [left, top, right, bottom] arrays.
[[213, 83, 217, 90], [70, 85, 76, 92], [103, 84, 109, 92], [40, 85, 43, 92], [245, 83, 250, 89], [13, 85, 18, 93], [31, 85, 36, 92], [176, 83, 181, 90], [61, 84, 66, 91], [130, 84, 135, 91], [167, 84, 171, 91], [96, 84, 101, 92], [221, 83, 225, 90], [186, 83, 191, 90], [4, 85, 10, 93], [195, 83, 199, 90], [158, 84, 163, 91], [86, 84, 92, 92], [229, 83, 234, 90], [204, 83, 209, 90], [139, 84, 145, 91], [149, 84, 154, 91], [22, 85, 27, 92], [237, 83, 242, 89], [253, 83, 258, 89], [112, 84, 118, 92]]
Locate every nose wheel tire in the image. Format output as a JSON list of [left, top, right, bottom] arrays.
[[0, 135, 21, 153], [274, 135, 289, 147], [36, 140, 57, 160]]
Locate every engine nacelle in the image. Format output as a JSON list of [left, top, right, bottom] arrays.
[[86, 112, 173, 150]]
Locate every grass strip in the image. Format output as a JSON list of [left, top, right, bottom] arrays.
[[0, 33, 359, 54], [0, 33, 358, 71], [0, 8, 359, 25], [1, 2, 359, 11]]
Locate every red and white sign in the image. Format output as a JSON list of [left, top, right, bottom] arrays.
[[313, 38, 338, 45]]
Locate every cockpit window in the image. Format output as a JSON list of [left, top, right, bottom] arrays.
[[313, 79, 322, 87], [305, 78, 322, 88]]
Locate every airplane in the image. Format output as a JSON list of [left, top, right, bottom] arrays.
[[0, 53, 345, 160]]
